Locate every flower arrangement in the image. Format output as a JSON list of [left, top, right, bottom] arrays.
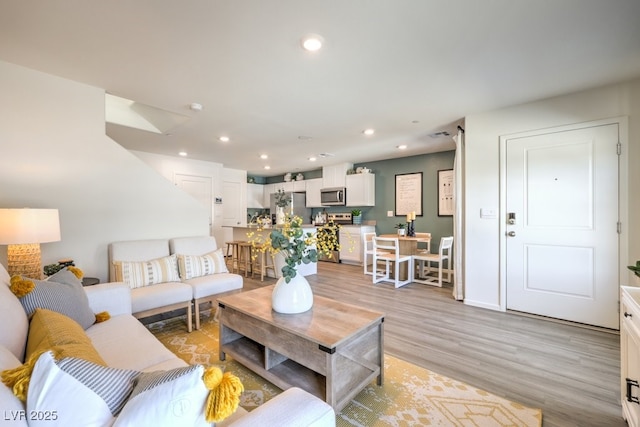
[[274, 188, 290, 208], [249, 215, 341, 283]]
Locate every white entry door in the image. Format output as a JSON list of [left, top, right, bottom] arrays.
[[505, 123, 619, 329], [174, 173, 213, 235]]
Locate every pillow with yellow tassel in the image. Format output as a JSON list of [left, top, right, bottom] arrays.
[[10, 268, 107, 330], [25, 351, 243, 427]]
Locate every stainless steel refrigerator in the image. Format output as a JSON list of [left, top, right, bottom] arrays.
[[270, 192, 312, 224]]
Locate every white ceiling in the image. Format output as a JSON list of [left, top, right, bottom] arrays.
[[1, 1, 639, 177]]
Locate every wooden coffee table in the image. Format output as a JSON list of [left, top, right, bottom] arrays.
[[217, 285, 384, 411]]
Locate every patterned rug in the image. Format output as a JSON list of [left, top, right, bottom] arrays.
[[148, 312, 542, 427]]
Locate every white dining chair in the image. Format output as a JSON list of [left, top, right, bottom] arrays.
[[412, 236, 453, 287], [363, 232, 389, 275], [415, 232, 431, 254], [372, 236, 413, 288]]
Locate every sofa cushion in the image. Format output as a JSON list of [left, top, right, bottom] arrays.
[[27, 351, 136, 426], [184, 273, 243, 300], [177, 249, 228, 280], [0, 264, 28, 361], [86, 314, 185, 371], [113, 254, 181, 289], [128, 281, 193, 314], [10, 269, 96, 330], [169, 236, 218, 256]]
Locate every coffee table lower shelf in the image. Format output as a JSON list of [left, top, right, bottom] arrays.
[[222, 337, 327, 399]]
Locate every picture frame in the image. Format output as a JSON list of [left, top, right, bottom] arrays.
[[395, 172, 422, 216], [438, 169, 454, 216]]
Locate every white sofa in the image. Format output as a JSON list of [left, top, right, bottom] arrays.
[[109, 236, 243, 331], [0, 263, 336, 426]]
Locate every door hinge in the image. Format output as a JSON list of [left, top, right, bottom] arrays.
[[617, 142, 622, 155], [618, 222, 622, 234]]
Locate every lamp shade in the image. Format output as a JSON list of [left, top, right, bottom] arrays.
[[0, 208, 61, 244]]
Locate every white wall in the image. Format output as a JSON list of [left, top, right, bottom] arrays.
[[130, 150, 225, 245], [0, 60, 210, 282], [464, 79, 640, 310]]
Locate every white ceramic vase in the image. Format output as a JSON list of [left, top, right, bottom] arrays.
[[272, 272, 314, 314], [276, 206, 285, 225]]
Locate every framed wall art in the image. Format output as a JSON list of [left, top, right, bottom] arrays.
[[395, 172, 422, 216], [438, 169, 454, 216]]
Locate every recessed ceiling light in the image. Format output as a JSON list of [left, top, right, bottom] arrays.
[[190, 103, 203, 111], [260, 154, 268, 159], [301, 34, 323, 52], [308, 156, 317, 162], [219, 136, 230, 142], [397, 145, 407, 150], [363, 128, 375, 136], [178, 151, 188, 156], [264, 165, 271, 170]]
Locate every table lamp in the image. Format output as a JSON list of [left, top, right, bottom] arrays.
[[0, 208, 61, 279]]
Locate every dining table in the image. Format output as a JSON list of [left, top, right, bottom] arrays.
[[378, 234, 431, 280]]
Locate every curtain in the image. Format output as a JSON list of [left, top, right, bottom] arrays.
[[452, 127, 464, 301]]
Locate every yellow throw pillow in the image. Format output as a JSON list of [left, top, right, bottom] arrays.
[[26, 308, 106, 365], [0, 308, 106, 402]]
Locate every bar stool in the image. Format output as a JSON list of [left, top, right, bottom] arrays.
[[252, 244, 278, 281], [224, 241, 241, 273], [237, 242, 254, 277]]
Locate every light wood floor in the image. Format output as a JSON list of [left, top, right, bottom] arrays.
[[238, 261, 624, 427]]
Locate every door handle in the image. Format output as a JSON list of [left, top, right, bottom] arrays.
[[507, 231, 516, 237]]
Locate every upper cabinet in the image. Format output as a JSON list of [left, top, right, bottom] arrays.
[[305, 178, 323, 207], [282, 180, 306, 192], [263, 183, 276, 206], [247, 183, 264, 208], [346, 173, 375, 206], [322, 163, 352, 189]]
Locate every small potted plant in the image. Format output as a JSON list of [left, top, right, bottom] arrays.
[[395, 222, 406, 236], [351, 209, 362, 225], [629, 261, 640, 277]]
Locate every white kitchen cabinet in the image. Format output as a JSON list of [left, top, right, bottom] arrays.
[[305, 178, 323, 207], [339, 225, 374, 265], [263, 183, 276, 207], [622, 286, 640, 427], [346, 173, 375, 206], [282, 180, 306, 192], [247, 183, 265, 208], [322, 163, 352, 189]]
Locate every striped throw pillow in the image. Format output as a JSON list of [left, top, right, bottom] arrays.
[[113, 255, 180, 289], [177, 249, 228, 280], [12, 270, 96, 329]]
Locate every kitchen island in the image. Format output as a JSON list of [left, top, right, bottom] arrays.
[[231, 225, 317, 277]]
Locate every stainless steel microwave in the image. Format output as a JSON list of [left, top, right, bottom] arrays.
[[320, 187, 346, 206]]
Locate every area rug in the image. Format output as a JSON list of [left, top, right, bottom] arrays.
[[148, 313, 542, 427]]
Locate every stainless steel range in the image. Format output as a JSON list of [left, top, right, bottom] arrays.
[[317, 212, 352, 263]]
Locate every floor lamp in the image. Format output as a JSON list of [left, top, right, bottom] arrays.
[[0, 208, 61, 279]]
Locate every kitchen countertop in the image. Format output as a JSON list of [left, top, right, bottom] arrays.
[[236, 223, 374, 229]]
